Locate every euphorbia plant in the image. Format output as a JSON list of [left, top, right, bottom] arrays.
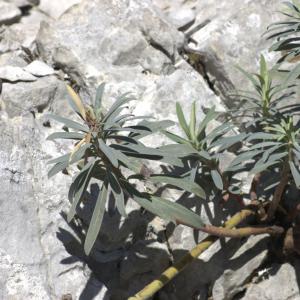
[[47, 84, 206, 254], [47, 83, 285, 257], [46, 2, 300, 299]]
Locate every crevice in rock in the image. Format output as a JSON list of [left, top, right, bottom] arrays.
[[19, 5, 33, 17], [141, 30, 175, 64], [185, 19, 212, 39], [179, 28, 238, 109], [163, 229, 175, 264], [181, 46, 217, 94]]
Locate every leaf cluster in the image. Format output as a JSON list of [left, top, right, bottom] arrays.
[[162, 102, 244, 193], [266, 0, 300, 63], [47, 84, 205, 254]]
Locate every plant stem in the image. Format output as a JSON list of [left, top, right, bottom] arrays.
[[201, 224, 283, 237], [128, 209, 254, 300], [265, 161, 290, 221], [250, 173, 261, 201]]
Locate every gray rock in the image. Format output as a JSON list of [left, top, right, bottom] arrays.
[[0, 249, 50, 300], [20, 8, 51, 26], [0, 1, 21, 25], [187, 0, 282, 103], [212, 235, 269, 300], [4, 0, 36, 8], [35, 0, 223, 124], [39, 0, 82, 19], [0, 113, 107, 299], [0, 66, 37, 82], [0, 75, 66, 117], [242, 262, 300, 300], [36, 0, 184, 81], [0, 51, 28, 67], [120, 240, 170, 282], [119, 240, 170, 298], [0, 23, 40, 54], [0, 7, 51, 53], [167, 8, 196, 30], [24, 60, 55, 76]]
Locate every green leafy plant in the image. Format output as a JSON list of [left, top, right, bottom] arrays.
[[47, 84, 205, 254], [160, 102, 245, 194], [266, 0, 300, 63], [230, 55, 297, 128]]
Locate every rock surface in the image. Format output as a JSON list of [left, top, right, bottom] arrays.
[[212, 235, 269, 300], [1, 0, 298, 299], [24, 60, 55, 76], [39, 0, 82, 19], [0, 1, 21, 25], [0, 65, 37, 82], [242, 262, 300, 300]]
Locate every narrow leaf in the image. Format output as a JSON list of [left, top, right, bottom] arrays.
[[67, 159, 97, 222], [98, 139, 118, 168], [149, 175, 206, 199], [189, 102, 196, 141], [197, 106, 218, 139], [66, 85, 86, 120], [176, 102, 191, 139], [108, 172, 127, 217], [210, 170, 223, 190], [163, 130, 190, 144], [48, 161, 69, 178], [84, 179, 108, 255], [130, 189, 204, 228], [290, 161, 300, 187], [47, 132, 85, 141], [95, 82, 105, 110], [47, 114, 89, 132], [250, 161, 279, 174]]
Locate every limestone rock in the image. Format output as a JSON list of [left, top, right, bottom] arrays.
[[212, 235, 269, 300], [0, 112, 108, 299], [4, 0, 37, 8], [24, 60, 55, 77], [36, 0, 185, 80], [242, 262, 300, 300], [119, 240, 170, 298], [39, 0, 82, 19], [0, 66, 37, 82], [0, 51, 28, 68], [0, 249, 49, 300], [0, 1, 21, 25], [0, 75, 66, 117], [167, 8, 196, 30], [35, 0, 224, 131], [187, 0, 283, 103]]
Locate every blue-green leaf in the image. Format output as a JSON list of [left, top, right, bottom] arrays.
[[47, 132, 85, 141], [47, 114, 89, 132], [130, 190, 204, 228], [163, 130, 190, 144], [95, 82, 105, 111], [84, 179, 108, 255], [210, 170, 223, 190], [176, 102, 190, 139], [98, 139, 118, 168], [290, 161, 300, 187], [149, 175, 206, 199], [67, 159, 97, 222], [108, 172, 127, 217]]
